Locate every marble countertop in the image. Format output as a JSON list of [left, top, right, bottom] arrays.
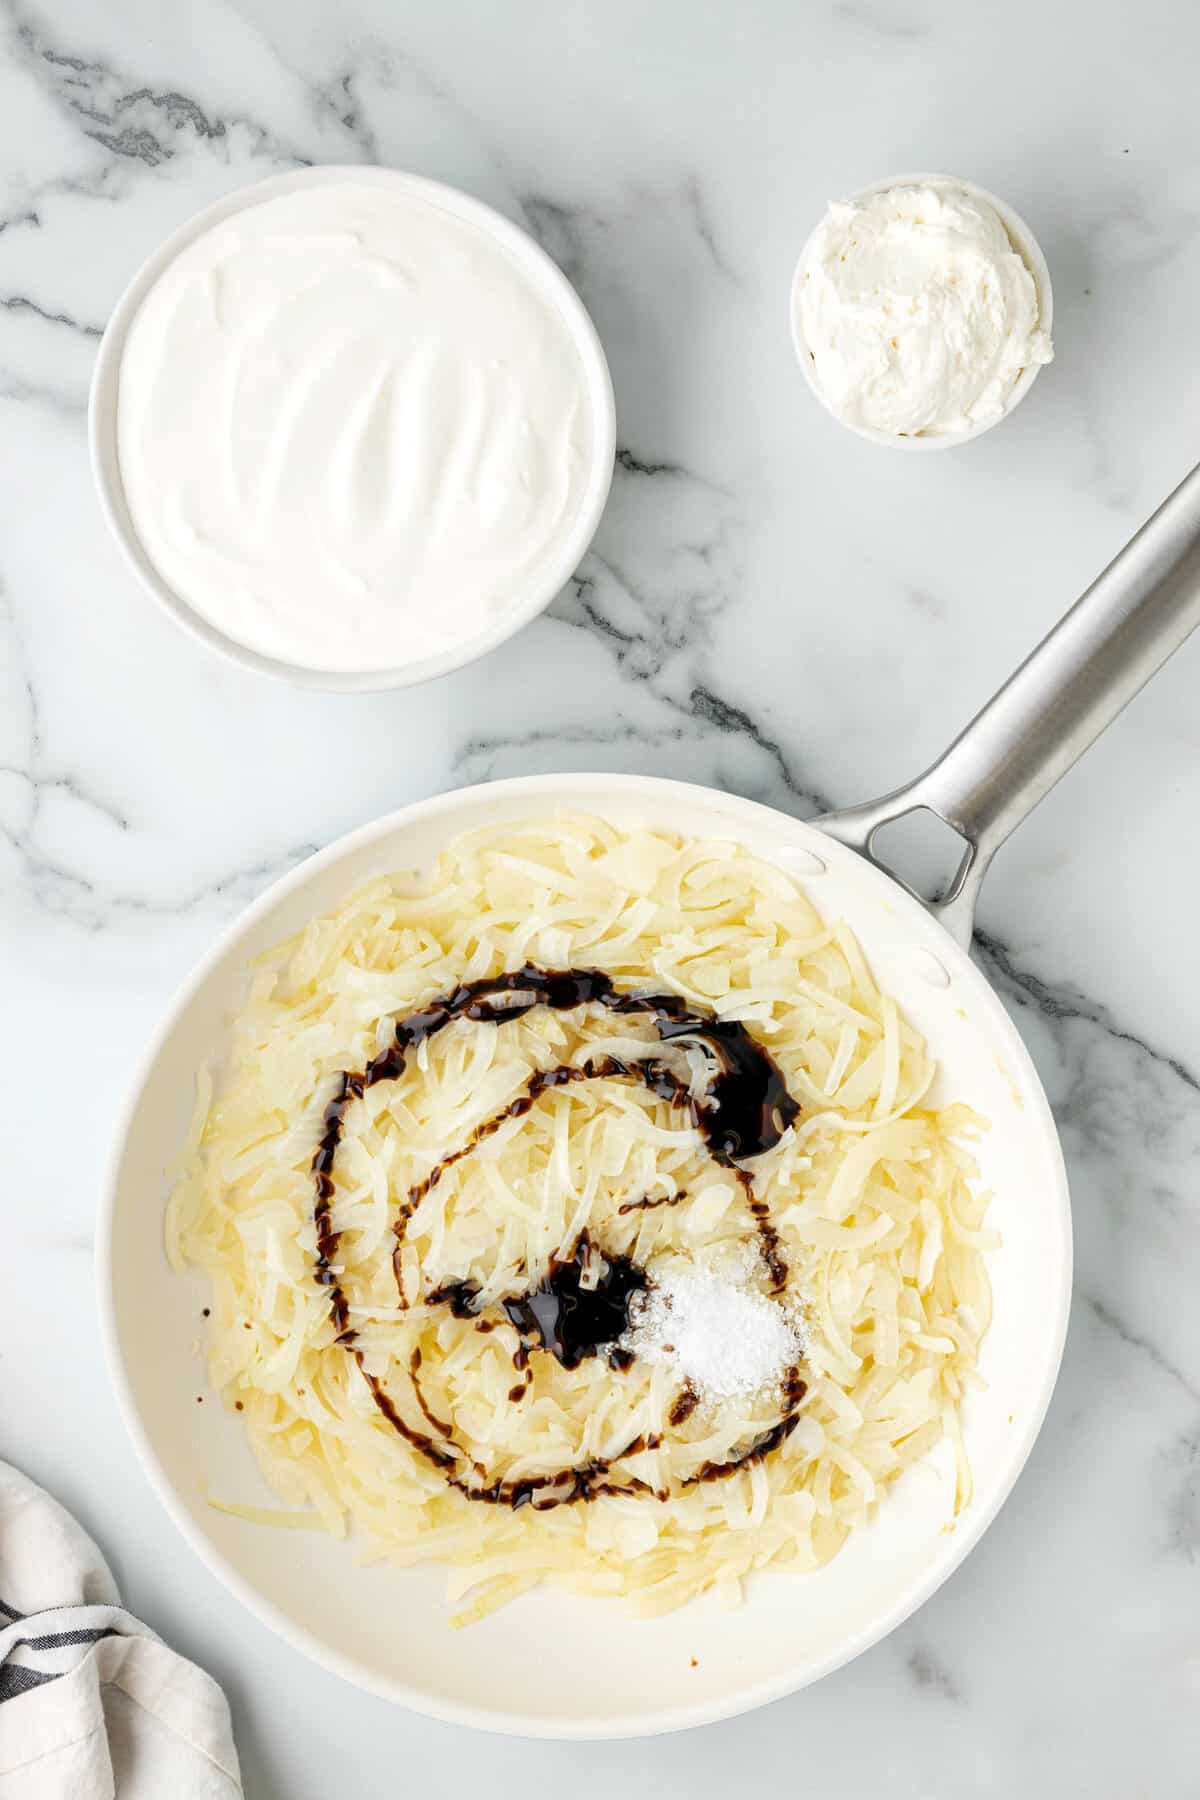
[[3, 0, 1199, 1793]]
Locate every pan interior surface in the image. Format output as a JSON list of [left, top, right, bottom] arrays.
[[102, 774, 1070, 1737]]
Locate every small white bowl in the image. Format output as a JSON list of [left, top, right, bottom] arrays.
[[89, 166, 616, 691], [790, 171, 1053, 452]]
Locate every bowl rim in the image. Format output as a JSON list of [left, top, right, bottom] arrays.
[[789, 170, 1054, 452], [88, 165, 616, 692], [96, 772, 1072, 1739]]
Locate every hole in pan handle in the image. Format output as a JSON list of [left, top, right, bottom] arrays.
[[816, 460, 1200, 950]]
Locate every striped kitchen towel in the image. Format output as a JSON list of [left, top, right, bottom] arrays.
[[0, 1461, 241, 1798]]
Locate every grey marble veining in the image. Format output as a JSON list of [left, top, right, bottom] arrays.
[[2, 1, 1199, 1794]]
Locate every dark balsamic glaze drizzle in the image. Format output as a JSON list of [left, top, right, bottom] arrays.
[[428, 1236, 645, 1376], [668, 1385, 700, 1428], [500, 1234, 646, 1371], [310, 966, 806, 1510], [407, 1348, 455, 1441], [681, 1403, 802, 1487], [425, 1279, 486, 1319], [398, 1350, 666, 1510], [618, 1189, 686, 1217]]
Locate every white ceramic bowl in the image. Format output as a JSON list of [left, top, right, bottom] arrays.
[[99, 774, 1071, 1738], [89, 167, 616, 691], [790, 171, 1054, 452]]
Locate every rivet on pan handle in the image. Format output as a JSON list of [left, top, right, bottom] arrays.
[[816, 460, 1200, 950]]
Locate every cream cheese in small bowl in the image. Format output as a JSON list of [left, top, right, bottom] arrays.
[[791, 173, 1053, 449], [90, 168, 615, 688]]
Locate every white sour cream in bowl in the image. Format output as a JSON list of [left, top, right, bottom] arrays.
[[91, 169, 615, 687]]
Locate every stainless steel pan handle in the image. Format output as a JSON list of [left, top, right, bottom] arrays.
[[816, 461, 1200, 948]]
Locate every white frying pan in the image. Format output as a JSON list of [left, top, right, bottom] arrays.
[[100, 463, 1200, 1738]]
